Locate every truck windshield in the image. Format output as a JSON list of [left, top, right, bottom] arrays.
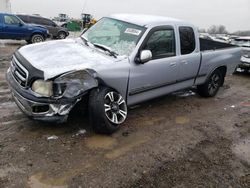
[[81, 17, 146, 56]]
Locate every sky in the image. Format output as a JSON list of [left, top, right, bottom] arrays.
[[10, 0, 250, 32]]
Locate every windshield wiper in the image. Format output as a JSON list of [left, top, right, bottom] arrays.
[[93, 43, 118, 58]]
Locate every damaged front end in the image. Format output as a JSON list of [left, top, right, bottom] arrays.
[[6, 66, 98, 123]]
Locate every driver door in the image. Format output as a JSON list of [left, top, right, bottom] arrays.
[[127, 26, 179, 106], [2, 15, 28, 39]]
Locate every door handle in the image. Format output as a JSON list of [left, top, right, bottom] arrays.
[[181, 60, 188, 65], [170, 62, 176, 67]]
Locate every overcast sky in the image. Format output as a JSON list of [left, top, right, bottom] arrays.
[[11, 0, 250, 32]]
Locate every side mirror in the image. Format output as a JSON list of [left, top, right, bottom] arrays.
[[19, 22, 23, 26], [140, 50, 152, 63]]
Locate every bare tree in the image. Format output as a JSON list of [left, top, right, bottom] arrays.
[[198, 28, 207, 33], [207, 25, 228, 34]]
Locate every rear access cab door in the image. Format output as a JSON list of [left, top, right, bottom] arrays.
[[174, 26, 201, 91]]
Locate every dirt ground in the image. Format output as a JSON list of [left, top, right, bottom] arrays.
[[0, 39, 250, 188]]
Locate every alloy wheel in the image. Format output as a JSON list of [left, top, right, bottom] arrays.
[[104, 91, 127, 125]]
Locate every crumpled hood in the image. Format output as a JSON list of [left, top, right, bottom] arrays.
[[18, 39, 117, 80]]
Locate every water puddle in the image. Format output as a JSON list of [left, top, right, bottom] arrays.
[[241, 101, 250, 107], [142, 117, 166, 126], [105, 132, 151, 159], [85, 135, 116, 149], [233, 138, 250, 165], [175, 116, 190, 125], [29, 173, 67, 188], [0, 166, 23, 178], [29, 158, 97, 188]]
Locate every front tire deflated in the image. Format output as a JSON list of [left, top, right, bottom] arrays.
[[89, 87, 128, 134]]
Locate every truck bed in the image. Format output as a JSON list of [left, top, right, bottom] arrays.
[[200, 38, 236, 51], [195, 40, 241, 86]]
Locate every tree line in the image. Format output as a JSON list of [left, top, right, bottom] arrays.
[[199, 25, 250, 36]]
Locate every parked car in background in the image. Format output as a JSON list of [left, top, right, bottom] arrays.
[[6, 14, 241, 134], [231, 37, 250, 71], [16, 14, 69, 39], [0, 12, 49, 43]]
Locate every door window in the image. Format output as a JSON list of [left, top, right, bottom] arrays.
[[42, 19, 55, 26], [17, 15, 29, 23], [4, 15, 21, 25], [179, 27, 196, 55], [29, 17, 44, 25], [144, 29, 176, 59]]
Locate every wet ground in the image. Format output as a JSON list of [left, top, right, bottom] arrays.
[[0, 38, 250, 188]]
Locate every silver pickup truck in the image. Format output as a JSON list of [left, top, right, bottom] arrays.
[[6, 14, 241, 134]]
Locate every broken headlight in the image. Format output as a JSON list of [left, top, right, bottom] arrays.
[[53, 70, 98, 98], [32, 80, 53, 97]]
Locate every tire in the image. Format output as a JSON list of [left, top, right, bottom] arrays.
[[197, 69, 223, 97], [31, 34, 44, 44], [57, 31, 67, 39], [89, 87, 128, 134], [25, 39, 31, 44]]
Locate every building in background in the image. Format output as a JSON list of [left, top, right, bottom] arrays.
[[0, 0, 11, 13]]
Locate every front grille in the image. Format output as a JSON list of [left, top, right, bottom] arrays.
[[11, 56, 29, 87]]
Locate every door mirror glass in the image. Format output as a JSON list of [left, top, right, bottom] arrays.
[[140, 50, 152, 63]]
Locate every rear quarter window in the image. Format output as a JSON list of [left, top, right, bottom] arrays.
[[179, 26, 196, 55]]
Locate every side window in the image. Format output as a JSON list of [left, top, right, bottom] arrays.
[[144, 29, 176, 59], [17, 15, 29, 23], [43, 19, 54, 26], [29, 17, 43, 25], [179, 27, 196, 55], [4, 15, 21, 25]]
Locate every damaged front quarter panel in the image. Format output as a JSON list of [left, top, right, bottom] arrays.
[[43, 70, 98, 118], [53, 70, 98, 99]]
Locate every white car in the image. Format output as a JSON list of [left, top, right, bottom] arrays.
[[231, 37, 250, 71]]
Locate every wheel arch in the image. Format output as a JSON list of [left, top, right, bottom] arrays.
[[205, 65, 227, 86], [30, 32, 45, 40]]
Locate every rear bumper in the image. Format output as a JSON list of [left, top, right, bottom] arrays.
[[6, 68, 79, 123]]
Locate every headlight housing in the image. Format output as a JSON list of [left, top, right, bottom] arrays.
[[32, 80, 53, 97], [53, 70, 98, 98]]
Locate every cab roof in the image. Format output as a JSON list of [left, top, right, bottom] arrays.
[[109, 14, 190, 27]]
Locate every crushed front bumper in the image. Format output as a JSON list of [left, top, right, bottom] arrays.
[[6, 69, 79, 123]]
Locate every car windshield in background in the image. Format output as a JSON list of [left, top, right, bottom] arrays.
[[231, 39, 250, 47], [81, 17, 146, 56]]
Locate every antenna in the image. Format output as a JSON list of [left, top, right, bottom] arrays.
[[82, 0, 88, 13]]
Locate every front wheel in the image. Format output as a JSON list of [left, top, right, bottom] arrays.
[[31, 34, 44, 44], [89, 87, 128, 134], [197, 69, 223, 97]]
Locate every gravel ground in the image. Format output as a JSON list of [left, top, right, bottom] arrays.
[[0, 37, 250, 188]]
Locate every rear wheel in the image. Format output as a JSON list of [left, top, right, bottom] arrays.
[[31, 34, 44, 44], [89, 87, 128, 134], [197, 69, 223, 97]]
